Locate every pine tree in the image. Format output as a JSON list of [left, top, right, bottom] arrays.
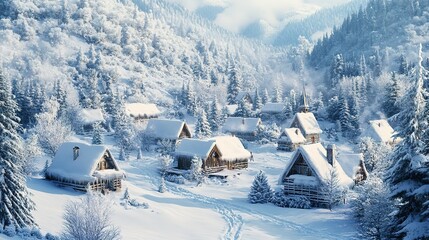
[[186, 83, 197, 116], [327, 95, 341, 121], [227, 61, 241, 104], [248, 171, 273, 204], [119, 147, 125, 161], [262, 88, 269, 104], [330, 54, 344, 88], [91, 122, 103, 145], [272, 86, 282, 103], [159, 177, 166, 193], [235, 98, 252, 117], [386, 45, 429, 239], [398, 54, 408, 75], [289, 89, 297, 112], [189, 156, 202, 182], [136, 147, 142, 160], [54, 80, 67, 119], [42, 160, 50, 178], [253, 88, 263, 112], [122, 187, 130, 201], [382, 72, 401, 117], [208, 97, 221, 132], [348, 93, 361, 138], [0, 68, 35, 229], [195, 109, 211, 138], [320, 168, 343, 211], [338, 94, 352, 137]]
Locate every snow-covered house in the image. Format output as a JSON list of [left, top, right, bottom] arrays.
[[143, 119, 192, 146], [337, 153, 368, 184], [366, 119, 401, 145], [278, 143, 353, 208], [277, 128, 306, 151], [223, 117, 262, 141], [46, 142, 124, 192], [261, 103, 284, 115], [78, 108, 105, 133], [175, 139, 223, 173], [236, 91, 253, 105], [290, 112, 322, 143], [211, 136, 252, 170], [125, 103, 161, 121]]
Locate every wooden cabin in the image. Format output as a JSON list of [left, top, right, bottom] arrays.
[[144, 119, 192, 146], [223, 117, 262, 141], [125, 103, 161, 121], [290, 112, 322, 143], [78, 108, 105, 133], [277, 128, 306, 151], [278, 143, 353, 208], [235, 91, 253, 105], [211, 136, 251, 170], [46, 142, 124, 192], [175, 139, 224, 173], [337, 153, 368, 184], [366, 119, 401, 145]]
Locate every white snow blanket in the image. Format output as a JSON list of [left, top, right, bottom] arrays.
[[79, 108, 104, 125], [47, 142, 123, 182], [210, 136, 251, 161], [280, 128, 306, 144], [337, 153, 363, 180], [293, 112, 322, 135], [145, 119, 190, 139], [125, 103, 161, 119], [223, 117, 261, 134], [175, 139, 216, 158], [367, 119, 400, 144]]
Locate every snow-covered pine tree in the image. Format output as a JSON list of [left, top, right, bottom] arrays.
[[195, 109, 211, 138], [348, 93, 361, 138], [41, 160, 50, 178], [235, 98, 252, 117], [186, 83, 197, 116], [54, 80, 67, 118], [136, 147, 142, 160], [119, 147, 125, 161], [0, 68, 35, 229], [122, 187, 130, 201], [272, 86, 282, 103], [338, 94, 352, 137], [253, 88, 263, 112], [189, 155, 202, 182], [262, 88, 269, 104], [320, 168, 342, 210], [382, 72, 401, 117], [359, 137, 390, 175], [289, 89, 297, 112], [386, 45, 429, 239], [92, 122, 103, 145], [159, 176, 166, 193], [398, 54, 408, 75], [226, 61, 241, 104], [248, 171, 273, 204], [330, 54, 344, 88], [208, 97, 221, 132]]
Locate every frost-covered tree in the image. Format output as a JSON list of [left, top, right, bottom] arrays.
[[189, 156, 202, 182], [248, 171, 273, 204], [330, 54, 344, 88], [208, 97, 221, 132], [22, 134, 42, 176], [272, 86, 282, 103], [338, 94, 352, 137], [386, 45, 429, 239], [159, 154, 173, 174], [91, 122, 103, 145], [398, 54, 408, 75], [262, 88, 269, 104], [136, 147, 142, 160], [320, 168, 343, 210], [159, 176, 166, 193], [359, 137, 390, 174], [195, 109, 211, 138], [235, 98, 252, 117], [351, 177, 395, 240], [382, 72, 401, 117], [227, 61, 241, 104], [0, 68, 35, 229], [62, 191, 120, 240], [253, 88, 263, 112]]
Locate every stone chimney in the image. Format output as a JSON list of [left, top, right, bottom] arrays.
[[73, 146, 80, 160], [326, 144, 336, 166]]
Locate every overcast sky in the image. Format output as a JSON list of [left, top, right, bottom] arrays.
[[167, 0, 354, 33]]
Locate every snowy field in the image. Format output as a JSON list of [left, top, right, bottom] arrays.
[[2, 136, 358, 240]]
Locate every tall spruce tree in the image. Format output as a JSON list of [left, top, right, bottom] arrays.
[[0, 68, 35, 229], [208, 97, 221, 132], [386, 45, 429, 239], [253, 88, 262, 112], [194, 109, 211, 138], [226, 61, 241, 104], [235, 98, 252, 117], [382, 72, 401, 117], [248, 171, 272, 204], [262, 88, 269, 104]]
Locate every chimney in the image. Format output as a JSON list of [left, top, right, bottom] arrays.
[[326, 144, 336, 166], [73, 146, 80, 160]]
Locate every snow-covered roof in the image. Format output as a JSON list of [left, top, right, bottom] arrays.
[[175, 139, 216, 159], [337, 153, 364, 180], [261, 103, 285, 113], [145, 119, 191, 140], [125, 103, 161, 119], [235, 91, 252, 102], [47, 142, 123, 182], [279, 128, 306, 144], [223, 117, 261, 134], [210, 136, 251, 161], [226, 104, 238, 115], [79, 108, 104, 125], [279, 143, 353, 187], [367, 120, 399, 144], [292, 112, 322, 135]]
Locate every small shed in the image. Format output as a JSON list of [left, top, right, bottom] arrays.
[[223, 117, 262, 141], [211, 136, 252, 170], [144, 119, 192, 145], [337, 153, 368, 184], [278, 143, 352, 208], [366, 120, 401, 145], [236, 91, 253, 105], [125, 103, 161, 121], [260, 103, 285, 120], [290, 112, 322, 143], [46, 142, 124, 192], [78, 108, 105, 133], [277, 128, 306, 151], [175, 139, 223, 173]]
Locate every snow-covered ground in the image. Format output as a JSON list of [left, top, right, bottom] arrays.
[[3, 135, 358, 240]]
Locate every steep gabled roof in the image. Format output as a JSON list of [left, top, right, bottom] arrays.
[[79, 108, 104, 125], [210, 136, 251, 161], [367, 119, 399, 144], [47, 142, 122, 182], [235, 91, 252, 103], [125, 103, 161, 118], [261, 103, 285, 113], [145, 119, 191, 140], [223, 117, 261, 134], [279, 143, 352, 187], [337, 153, 366, 180], [225, 104, 238, 115], [175, 139, 216, 159], [292, 112, 322, 135], [279, 128, 306, 144]]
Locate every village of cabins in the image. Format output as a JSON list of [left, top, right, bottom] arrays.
[[46, 91, 400, 208]]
